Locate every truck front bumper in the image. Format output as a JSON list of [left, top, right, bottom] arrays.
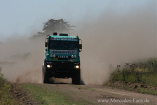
[[44, 61, 80, 78]]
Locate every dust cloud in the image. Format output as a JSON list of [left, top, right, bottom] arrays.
[[0, 36, 44, 83], [0, 1, 156, 85], [76, 1, 157, 85]]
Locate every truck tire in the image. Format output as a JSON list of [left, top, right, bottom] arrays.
[[72, 70, 80, 85], [43, 71, 50, 84]]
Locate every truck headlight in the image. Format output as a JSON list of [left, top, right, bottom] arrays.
[[50, 54, 56, 58], [71, 55, 77, 58], [75, 65, 80, 69], [47, 65, 52, 68]]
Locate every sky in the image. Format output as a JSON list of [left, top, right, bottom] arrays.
[[0, 0, 155, 39]]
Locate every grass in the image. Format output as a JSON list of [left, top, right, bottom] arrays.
[[21, 84, 83, 105], [141, 73, 157, 86], [107, 58, 157, 95], [139, 88, 157, 95], [110, 58, 157, 85], [0, 67, 17, 105]]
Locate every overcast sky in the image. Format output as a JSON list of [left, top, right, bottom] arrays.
[[0, 0, 155, 39]]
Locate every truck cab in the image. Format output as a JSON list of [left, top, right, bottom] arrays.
[[42, 32, 82, 84]]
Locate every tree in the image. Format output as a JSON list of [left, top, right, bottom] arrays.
[[43, 19, 72, 34], [31, 19, 73, 39]]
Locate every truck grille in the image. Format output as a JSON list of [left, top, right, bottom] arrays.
[[58, 58, 69, 60]]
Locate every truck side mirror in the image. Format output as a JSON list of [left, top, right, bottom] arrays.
[[45, 42, 47, 47], [79, 44, 82, 52], [79, 44, 82, 49], [79, 39, 82, 52], [45, 38, 48, 47]]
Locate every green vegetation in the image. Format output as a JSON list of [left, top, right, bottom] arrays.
[[31, 19, 73, 39], [108, 58, 157, 95], [21, 84, 83, 105], [110, 58, 157, 86], [139, 88, 157, 95], [0, 67, 16, 105]]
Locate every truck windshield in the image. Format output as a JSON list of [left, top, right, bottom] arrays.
[[49, 40, 79, 50]]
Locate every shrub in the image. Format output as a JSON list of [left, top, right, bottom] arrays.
[[0, 67, 15, 105], [110, 58, 157, 86]]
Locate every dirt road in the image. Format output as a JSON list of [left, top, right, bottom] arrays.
[[12, 81, 157, 105]]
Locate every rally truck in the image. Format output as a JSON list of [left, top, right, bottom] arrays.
[[42, 32, 82, 84]]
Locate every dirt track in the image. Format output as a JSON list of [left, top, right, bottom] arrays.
[[11, 82, 157, 105]]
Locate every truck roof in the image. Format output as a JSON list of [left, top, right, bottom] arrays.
[[49, 35, 78, 39], [48, 33, 78, 39]]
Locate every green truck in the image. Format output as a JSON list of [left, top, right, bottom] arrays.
[[42, 32, 82, 84]]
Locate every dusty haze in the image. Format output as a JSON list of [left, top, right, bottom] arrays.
[[0, 36, 44, 83], [77, 1, 156, 84], [0, 1, 156, 84]]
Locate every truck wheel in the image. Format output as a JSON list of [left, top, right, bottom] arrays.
[[72, 70, 80, 85], [43, 71, 50, 84]]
